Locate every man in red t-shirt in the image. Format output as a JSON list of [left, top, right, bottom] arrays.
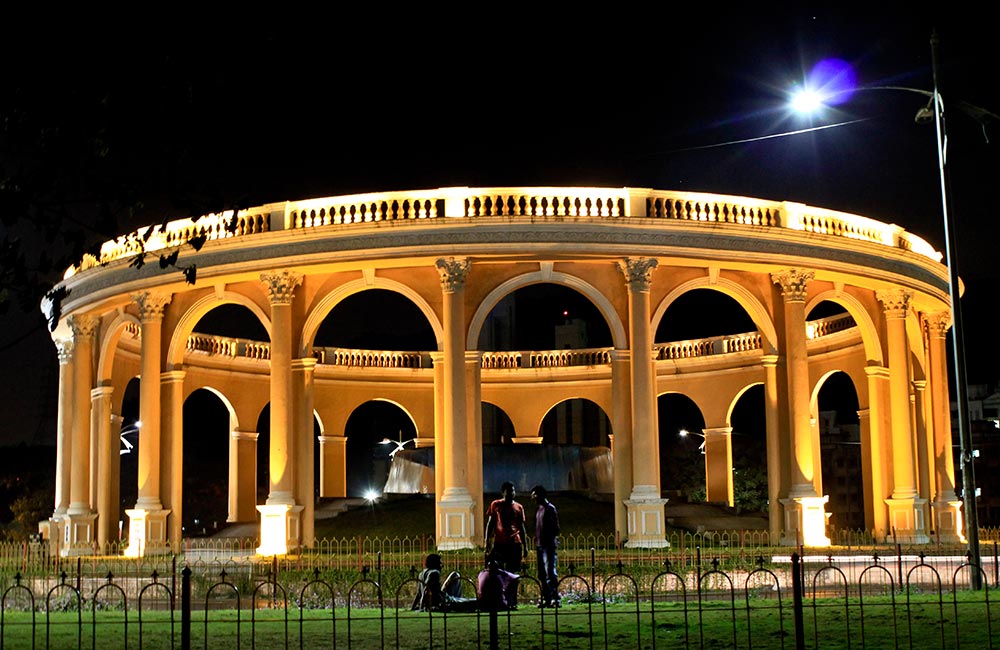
[[484, 481, 528, 578]]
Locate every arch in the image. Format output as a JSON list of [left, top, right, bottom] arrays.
[[301, 277, 443, 356], [538, 397, 612, 446], [805, 290, 884, 366], [652, 277, 779, 354], [467, 270, 627, 350], [97, 311, 141, 383], [726, 381, 764, 427], [186, 385, 239, 433], [167, 291, 272, 367]]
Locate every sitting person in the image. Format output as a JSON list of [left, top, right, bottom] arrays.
[[412, 553, 477, 612], [477, 561, 520, 611]]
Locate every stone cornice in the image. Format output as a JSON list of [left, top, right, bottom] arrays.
[[54, 218, 951, 317]]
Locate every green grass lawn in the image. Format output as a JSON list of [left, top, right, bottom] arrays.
[[2, 595, 996, 649]]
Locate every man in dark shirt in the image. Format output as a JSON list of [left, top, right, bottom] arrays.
[[531, 485, 560, 608]]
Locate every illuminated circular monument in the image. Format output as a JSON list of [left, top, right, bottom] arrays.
[[41, 187, 962, 556]]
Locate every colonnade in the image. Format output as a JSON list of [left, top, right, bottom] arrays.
[[43, 257, 964, 555]]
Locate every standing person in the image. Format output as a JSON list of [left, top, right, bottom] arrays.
[[531, 485, 560, 608], [484, 480, 528, 607]]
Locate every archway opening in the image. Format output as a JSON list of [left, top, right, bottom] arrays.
[[182, 389, 230, 536], [539, 398, 611, 447], [816, 371, 863, 530], [478, 283, 613, 351], [315, 289, 436, 351], [344, 400, 417, 498], [255, 405, 271, 504], [192, 303, 269, 340], [482, 403, 515, 445], [655, 288, 757, 343], [657, 393, 707, 502], [730, 385, 768, 514], [118, 377, 140, 531]]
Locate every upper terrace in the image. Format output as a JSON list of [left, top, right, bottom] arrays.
[[70, 186, 942, 277]]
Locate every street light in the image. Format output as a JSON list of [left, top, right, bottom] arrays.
[[380, 436, 416, 459], [789, 33, 996, 587], [678, 429, 705, 454]]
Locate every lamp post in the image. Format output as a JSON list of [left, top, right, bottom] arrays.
[[790, 32, 991, 586], [678, 428, 706, 454], [380, 436, 416, 459]]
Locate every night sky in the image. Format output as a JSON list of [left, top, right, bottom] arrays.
[[2, 11, 998, 447]]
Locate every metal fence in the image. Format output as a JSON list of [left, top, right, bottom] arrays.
[[1, 549, 998, 649]]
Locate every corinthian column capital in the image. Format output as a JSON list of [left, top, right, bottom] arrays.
[[771, 269, 814, 302], [923, 310, 952, 338], [436, 257, 471, 292], [68, 314, 100, 339], [55, 338, 74, 364], [131, 291, 172, 322], [260, 271, 304, 305], [618, 257, 658, 292], [876, 289, 912, 320]]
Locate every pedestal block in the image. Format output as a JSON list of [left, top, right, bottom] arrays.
[[436, 488, 477, 550], [124, 508, 171, 557], [780, 495, 831, 547], [885, 496, 930, 544], [624, 486, 669, 548], [257, 503, 304, 555]]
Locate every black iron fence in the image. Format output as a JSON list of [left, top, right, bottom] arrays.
[[1, 549, 998, 649]]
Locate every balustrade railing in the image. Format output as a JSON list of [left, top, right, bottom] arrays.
[[173, 314, 857, 369], [69, 188, 943, 274]]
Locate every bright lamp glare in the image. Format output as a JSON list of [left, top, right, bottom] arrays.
[[790, 58, 858, 115], [364, 489, 380, 502], [791, 89, 824, 114]]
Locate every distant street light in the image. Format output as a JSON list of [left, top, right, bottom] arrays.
[[380, 436, 416, 459], [678, 429, 706, 454], [789, 33, 998, 588], [119, 420, 141, 456]]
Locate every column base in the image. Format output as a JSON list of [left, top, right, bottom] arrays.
[[885, 496, 930, 544], [780, 495, 831, 547], [930, 498, 965, 544], [257, 503, 304, 556], [624, 486, 669, 548], [60, 512, 98, 557], [436, 488, 477, 550], [124, 508, 171, 557]]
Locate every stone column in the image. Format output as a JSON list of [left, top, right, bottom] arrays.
[[293, 357, 317, 547], [877, 289, 928, 543], [46, 338, 74, 552], [92, 386, 115, 549], [53, 339, 75, 516], [465, 351, 484, 532], [619, 258, 668, 548], [65, 315, 99, 555], [431, 351, 446, 500], [317, 435, 346, 498], [913, 380, 933, 532], [435, 258, 476, 550], [229, 430, 260, 521], [864, 365, 891, 537], [925, 311, 963, 542], [610, 349, 633, 541], [703, 427, 734, 506], [257, 270, 304, 555], [762, 354, 783, 540], [161, 369, 186, 549], [772, 270, 829, 546], [125, 292, 171, 557]]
